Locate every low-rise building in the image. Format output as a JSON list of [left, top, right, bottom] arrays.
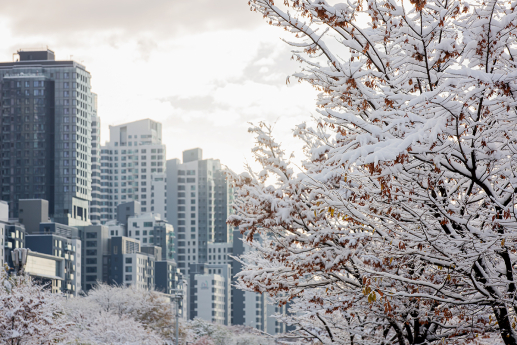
[[156, 260, 186, 318], [194, 272, 227, 325], [25, 251, 65, 293], [189, 263, 231, 325], [78, 225, 110, 291], [25, 228, 81, 296]]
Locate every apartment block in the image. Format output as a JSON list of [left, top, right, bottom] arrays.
[[0, 49, 95, 226], [109, 236, 160, 290], [78, 224, 110, 291], [96, 119, 167, 223], [127, 213, 175, 260], [190, 263, 229, 325], [166, 148, 233, 275], [155, 259, 182, 294], [4, 221, 25, 267], [25, 224, 81, 296], [26, 251, 65, 293]]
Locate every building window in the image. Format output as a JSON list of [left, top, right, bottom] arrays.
[[125, 258, 132, 264], [144, 222, 153, 227], [125, 275, 132, 281]]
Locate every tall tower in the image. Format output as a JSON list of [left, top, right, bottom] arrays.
[[95, 119, 167, 223], [166, 148, 233, 275], [0, 49, 95, 226]]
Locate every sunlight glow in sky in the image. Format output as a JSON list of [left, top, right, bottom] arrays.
[[0, 0, 317, 173]]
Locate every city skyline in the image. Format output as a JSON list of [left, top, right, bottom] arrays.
[[0, 1, 316, 173]]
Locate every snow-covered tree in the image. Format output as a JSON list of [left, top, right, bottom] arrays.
[[230, 0, 517, 344], [84, 282, 186, 343], [187, 319, 278, 345], [61, 297, 163, 345], [0, 267, 68, 344], [188, 318, 233, 345]]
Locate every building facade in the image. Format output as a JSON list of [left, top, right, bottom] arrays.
[[89, 98, 101, 224], [0, 49, 95, 226], [166, 148, 233, 276], [0, 200, 8, 267], [189, 263, 228, 325], [25, 227, 81, 296], [95, 119, 167, 223], [127, 213, 175, 260], [79, 224, 110, 291]]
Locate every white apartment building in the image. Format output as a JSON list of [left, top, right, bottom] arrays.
[[127, 213, 175, 260], [166, 148, 233, 275], [97, 119, 167, 224], [123, 252, 154, 290], [106, 221, 125, 237], [194, 273, 227, 325]]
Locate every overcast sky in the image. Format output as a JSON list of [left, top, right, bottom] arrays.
[[0, 0, 317, 172]]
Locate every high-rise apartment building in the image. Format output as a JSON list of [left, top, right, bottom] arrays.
[[96, 119, 167, 223], [166, 148, 233, 275], [0, 49, 95, 226]]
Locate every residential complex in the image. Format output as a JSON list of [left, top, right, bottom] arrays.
[[0, 49, 292, 334]]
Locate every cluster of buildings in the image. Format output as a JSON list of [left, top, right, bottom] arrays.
[[0, 48, 291, 334]]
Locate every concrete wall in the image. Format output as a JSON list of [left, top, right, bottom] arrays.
[[19, 199, 49, 234]]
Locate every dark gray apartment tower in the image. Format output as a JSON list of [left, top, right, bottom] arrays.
[[0, 76, 55, 212], [0, 49, 95, 226], [155, 260, 182, 294], [166, 148, 233, 276]]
